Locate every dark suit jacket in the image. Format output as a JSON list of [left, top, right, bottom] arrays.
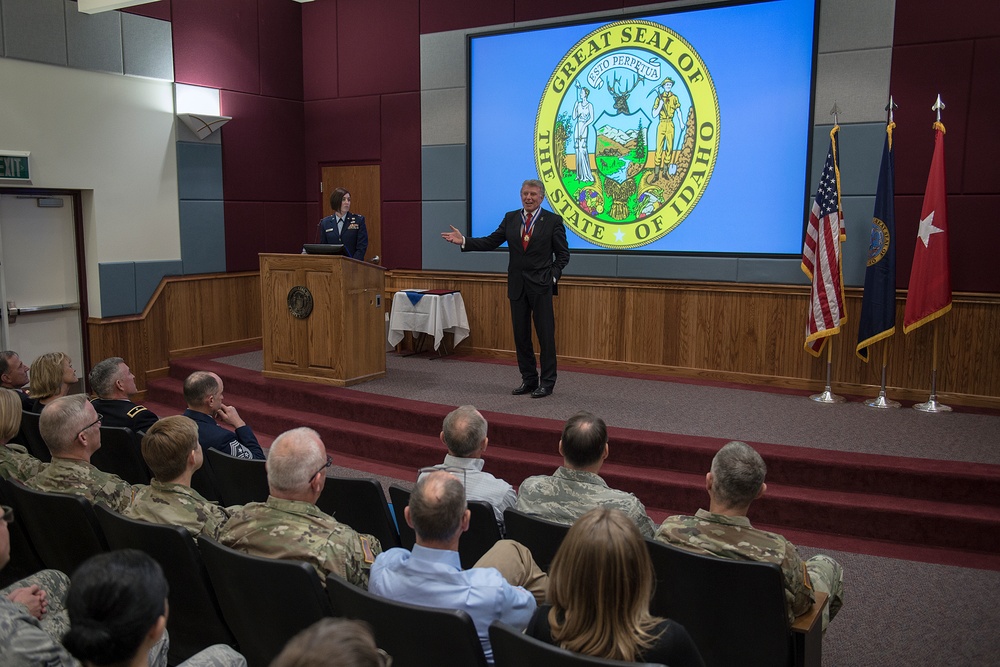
[[463, 208, 570, 298], [319, 212, 368, 260]]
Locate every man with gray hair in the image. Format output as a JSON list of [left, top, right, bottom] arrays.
[[89, 357, 159, 433], [26, 394, 136, 512], [370, 470, 544, 664], [0, 351, 32, 410], [219, 427, 382, 588], [655, 441, 844, 629], [419, 405, 516, 526]]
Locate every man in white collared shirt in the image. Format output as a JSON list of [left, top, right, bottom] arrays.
[[419, 405, 516, 529]]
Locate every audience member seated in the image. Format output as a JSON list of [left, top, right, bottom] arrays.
[[419, 405, 516, 527], [655, 441, 844, 629], [88, 357, 159, 433], [0, 350, 32, 411], [26, 395, 136, 512], [0, 388, 46, 481], [182, 372, 263, 460], [369, 470, 545, 664], [0, 503, 72, 646], [126, 416, 234, 538], [28, 352, 78, 412], [270, 618, 387, 667], [58, 550, 244, 667], [516, 411, 655, 538], [526, 507, 705, 666], [219, 427, 381, 588]]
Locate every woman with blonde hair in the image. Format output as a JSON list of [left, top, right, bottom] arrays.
[[526, 507, 704, 666], [0, 387, 44, 480], [28, 352, 77, 411]]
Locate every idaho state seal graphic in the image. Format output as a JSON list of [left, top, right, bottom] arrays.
[[535, 20, 720, 249]]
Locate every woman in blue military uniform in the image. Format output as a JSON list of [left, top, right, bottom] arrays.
[[319, 187, 368, 260]]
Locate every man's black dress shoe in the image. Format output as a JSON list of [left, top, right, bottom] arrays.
[[530, 386, 553, 398], [512, 382, 538, 395]]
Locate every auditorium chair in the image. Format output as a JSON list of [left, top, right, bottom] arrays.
[[502, 507, 571, 571], [94, 506, 236, 664], [387, 485, 501, 567], [316, 475, 401, 549], [2, 479, 107, 575], [17, 411, 50, 462], [489, 622, 666, 667], [90, 426, 150, 485], [204, 448, 269, 506], [326, 573, 487, 667], [0, 479, 44, 584], [645, 539, 826, 667], [198, 535, 332, 667]]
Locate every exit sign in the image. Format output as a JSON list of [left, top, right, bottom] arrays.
[[0, 151, 31, 182]]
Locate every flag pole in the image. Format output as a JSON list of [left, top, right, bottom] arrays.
[[914, 322, 951, 412], [865, 340, 900, 408], [810, 338, 846, 403]]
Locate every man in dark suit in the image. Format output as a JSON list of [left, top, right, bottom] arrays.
[[442, 180, 570, 398], [318, 187, 368, 260]]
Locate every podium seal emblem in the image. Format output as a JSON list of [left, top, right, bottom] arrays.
[[287, 286, 314, 319]]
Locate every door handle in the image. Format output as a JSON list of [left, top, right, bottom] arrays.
[[6, 301, 79, 324]]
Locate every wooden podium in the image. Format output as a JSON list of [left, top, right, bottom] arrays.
[[260, 253, 386, 386]]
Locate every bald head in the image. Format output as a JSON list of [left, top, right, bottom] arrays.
[[183, 371, 221, 409], [266, 428, 327, 499], [408, 471, 467, 543]]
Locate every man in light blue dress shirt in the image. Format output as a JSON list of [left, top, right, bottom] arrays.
[[369, 471, 541, 664]]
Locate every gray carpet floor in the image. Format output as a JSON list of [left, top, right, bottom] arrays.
[[214, 350, 1000, 666]]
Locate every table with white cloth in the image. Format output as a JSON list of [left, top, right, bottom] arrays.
[[387, 289, 470, 353]]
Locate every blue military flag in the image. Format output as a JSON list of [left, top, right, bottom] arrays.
[[856, 122, 897, 361]]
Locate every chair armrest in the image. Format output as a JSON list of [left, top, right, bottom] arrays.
[[790, 591, 828, 634]]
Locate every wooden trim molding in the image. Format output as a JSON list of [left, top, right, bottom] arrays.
[[386, 270, 1000, 409]]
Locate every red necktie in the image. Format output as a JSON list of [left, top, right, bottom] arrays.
[[522, 212, 534, 250]]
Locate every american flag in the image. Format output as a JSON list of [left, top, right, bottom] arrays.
[[801, 127, 846, 356]]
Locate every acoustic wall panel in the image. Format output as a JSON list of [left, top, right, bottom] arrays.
[[419, 0, 513, 35], [337, 0, 419, 97], [893, 0, 1000, 44], [512, 0, 621, 24], [262, 202, 309, 256], [419, 29, 468, 90], [963, 37, 1000, 194], [122, 11, 172, 80], [817, 0, 894, 53], [258, 0, 303, 101], [177, 142, 224, 201], [220, 91, 306, 203], [809, 123, 891, 199], [380, 92, 422, 202], [303, 96, 381, 167], [172, 0, 259, 92], [99, 262, 138, 317], [421, 145, 465, 202], [180, 200, 227, 275], [382, 201, 422, 269], [65, 3, 123, 74], [301, 0, 338, 101], [223, 202, 264, 273], [2, 0, 67, 66], [421, 201, 507, 273], [815, 49, 894, 125], [120, 1, 170, 22], [420, 87, 465, 146]]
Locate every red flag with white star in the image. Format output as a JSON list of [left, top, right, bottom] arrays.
[[903, 121, 951, 333]]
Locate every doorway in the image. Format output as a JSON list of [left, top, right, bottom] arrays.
[[0, 190, 88, 394], [320, 165, 381, 263]]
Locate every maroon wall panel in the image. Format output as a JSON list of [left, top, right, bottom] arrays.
[[380, 92, 421, 202], [381, 201, 422, 269], [302, 1, 339, 101], [220, 91, 306, 203], [121, 1, 170, 21], [263, 202, 310, 255], [173, 0, 260, 93], [963, 37, 1000, 194], [337, 0, 420, 97], [303, 96, 382, 168], [893, 0, 1000, 45], [514, 0, 623, 23], [224, 202, 265, 272], [893, 195, 999, 294], [889, 42, 973, 196], [419, 0, 513, 35], [305, 202, 322, 239], [258, 0, 304, 100]]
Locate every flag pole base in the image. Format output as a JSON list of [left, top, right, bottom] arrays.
[[810, 389, 846, 404], [913, 397, 951, 413], [865, 394, 900, 409]]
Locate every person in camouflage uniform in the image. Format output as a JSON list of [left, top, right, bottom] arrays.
[[655, 441, 844, 629], [126, 415, 234, 538], [0, 388, 46, 481], [25, 394, 137, 512], [516, 411, 656, 538], [219, 427, 382, 589]]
